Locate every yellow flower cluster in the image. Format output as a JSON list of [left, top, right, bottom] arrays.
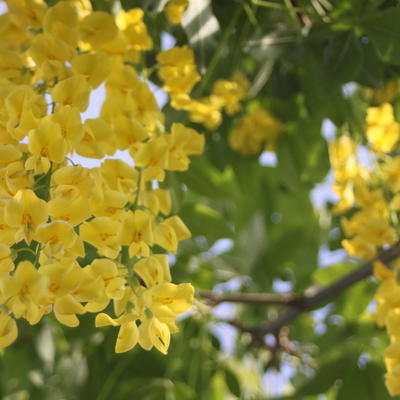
[[366, 103, 400, 154], [364, 80, 399, 105], [229, 108, 284, 156], [329, 98, 400, 395], [374, 261, 400, 396], [0, 0, 204, 355], [165, 0, 189, 25], [156, 46, 250, 130], [328, 136, 365, 215]]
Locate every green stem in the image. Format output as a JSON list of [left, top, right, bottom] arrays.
[[96, 357, 132, 400], [66, 157, 77, 166], [283, 0, 303, 30], [13, 247, 37, 257], [35, 243, 42, 267], [196, 5, 244, 96], [251, 0, 304, 11], [242, 0, 258, 25]]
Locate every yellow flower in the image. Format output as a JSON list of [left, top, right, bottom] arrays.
[[88, 259, 125, 301], [100, 159, 138, 195], [133, 255, 171, 288], [366, 103, 400, 154], [0, 13, 29, 53], [157, 46, 200, 95], [49, 105, 84, 152], [229, 108, 284, 155], [132, 136, 169, 181], [147, 282, 194, 319], [212, 75, 249, 115], [0, 144, 22, 168], [382, 156, 400, 193], [80, 11, 118, 48], [71, 53, 112, 89], [166, 123, 204, 170], [51, 165, 94, 200], [75, 118, 115, 158], [5, 85, 47, 141], [0, 243, 14, 272], [113, 115, 148, 150], [0, 311, 18, 348], [39, 259, 83, 301], [373, 260, 395, 282], [116, 9, 153, 51], [48, 197, 90, 226], [0, 49, 24, 83], [54, 294, 85, 327], [5, 189, 48, 244], [29, 32, 74, 80], [52, 75, 91, 112], [165, 0, 189, 25], [28, 119, 68, 167], [119, 210, 153, 257], [79, 217, 122, 259], [35, 220, 84, 261], [43, 0, 79, 46], [138, 316, 170, 355], [154, 216, 191, 253], [142, 189, 171, 215], [0, 200, 18, 245], [5, 160, 34, 196], [186, 96, 222, 130], [90, 189, 128, 219], [386, 366, 400, 396], [6, 0, 47, 31], [95, 312, 139, 353], [1, 261, 49, 325]]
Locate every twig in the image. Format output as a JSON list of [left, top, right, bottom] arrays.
[[251, 241, 400, 337], [197, 289, 300, 307], [195, 5, 243, 96]]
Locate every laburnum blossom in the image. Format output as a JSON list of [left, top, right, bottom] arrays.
[[329, 95, 400, 395], [0, 311, 18, 348], [157, 46, 200, 97], [0, 261, 49, 325], [165, 0, 189, 25], [119, 209, 153, 257], [5, 189, 48, 244], [366, 103, 400, 154], [229, 107, 284, 155], [0, 0, 205, 360]]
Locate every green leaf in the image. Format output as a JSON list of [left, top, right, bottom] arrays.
[[173, 382, 197, 399], [356, 40, 385, 88], [313, 263, 356, 285], [323, 31, 363, 87], [297, 357, 355, 396], [337, 363, 392, 400], [224, 367, 241, 397], [179, 157, 235, 199], [179, 203, 233, 241], [362, 7, 400, 65], [236, 211, 267, 273]]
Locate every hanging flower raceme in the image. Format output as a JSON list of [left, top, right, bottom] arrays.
[[0, 0, 204, 355], [329, 92, 400, 396]]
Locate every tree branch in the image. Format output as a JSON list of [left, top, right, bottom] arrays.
[[251, 241, 400, 337], [197, 289, 300, 307], [198, 241, 400, 342]]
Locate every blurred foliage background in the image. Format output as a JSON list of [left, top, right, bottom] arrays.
[[2, 0, 400, 399]]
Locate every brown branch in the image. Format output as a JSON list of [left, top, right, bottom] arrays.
[[251, 241, 400, 338], [208, 243, 400, 372], [197, 289, 300, 307]]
